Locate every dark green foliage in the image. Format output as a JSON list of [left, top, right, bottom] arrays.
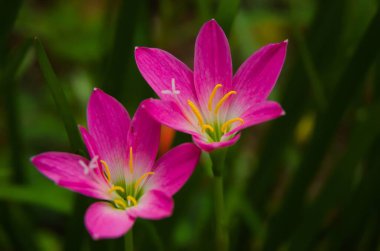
[[1, 0, 380, 250]]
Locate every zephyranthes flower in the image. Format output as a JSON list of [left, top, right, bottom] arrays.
[[135, 19, 287, 151], [31, 89, 200, 239]]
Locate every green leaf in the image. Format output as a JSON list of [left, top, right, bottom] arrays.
[[263, 7, 380, 250], [0, 185, 72, 214], [34, 38, 85, 154], [288, 103, 380, 251]]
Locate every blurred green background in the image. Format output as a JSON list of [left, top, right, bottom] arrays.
[[1, 0, 380, 250]]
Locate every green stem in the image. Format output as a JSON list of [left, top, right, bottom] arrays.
[[210, 149, 229, 251], [125, 229, 133, 251]]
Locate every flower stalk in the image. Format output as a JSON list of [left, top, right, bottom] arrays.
[[125, 229, 133, 251], [210, 149, 229, 251]]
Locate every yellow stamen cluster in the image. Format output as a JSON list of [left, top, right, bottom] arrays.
[[103, 151, 155, 209], [187, 84, 244, 138]]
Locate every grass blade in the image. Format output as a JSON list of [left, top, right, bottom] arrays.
[[263, 7, 380, 250], [34, 38, 84, 153], [288, 103, 380, 251], [35, 39, 90, 251]]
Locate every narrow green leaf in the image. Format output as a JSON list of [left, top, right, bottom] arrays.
[[1, 39, 33, 183], [249, 0, 348, 213], [102, 0, 142, 101], [288, 103, 380, 251], [326, 135, 380, 251], [0, 185, 72, 214], [34, 38, 84, 153], [263, 7, 380, 250], [34, 39, 89, 251], [0, 0, 23, 66]]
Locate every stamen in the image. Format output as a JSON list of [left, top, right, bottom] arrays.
[[134, 172, 155, 190], [129, 147, 134, 174], [208, 84, 223, 111], [113, 199, 127, 209], [202, 124, 215, 133], [214, 91, 237, 114], [221, 118, 244, 134], [127, 195, 138, 206], [100, 160, 111, 183], [187, 100, 204, 126], [109, 185, 125, 194]]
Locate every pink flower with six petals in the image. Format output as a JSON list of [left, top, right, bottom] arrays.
[[135, 19, 287, 152], [31, 89, 201, 239]]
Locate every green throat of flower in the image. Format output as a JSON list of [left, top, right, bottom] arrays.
[[100, 147, 154, 210], [187, 84, 244, 142]]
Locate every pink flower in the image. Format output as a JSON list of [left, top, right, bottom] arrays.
[[31, 89, 201, 240], [135, 19, 287, 152]]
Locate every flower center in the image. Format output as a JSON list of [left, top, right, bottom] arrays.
[[187, 84, 244, 142], [97, 147, 155, 210]]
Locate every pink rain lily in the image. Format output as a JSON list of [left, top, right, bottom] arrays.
[[31, 89, 201, 239], [135, 19, 287, 152]]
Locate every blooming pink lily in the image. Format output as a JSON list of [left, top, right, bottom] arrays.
[[31, 89, 201, 239], [135, 19, 287, 152]]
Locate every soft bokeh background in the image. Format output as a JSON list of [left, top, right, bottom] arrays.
[[1, 0, 380, 250]]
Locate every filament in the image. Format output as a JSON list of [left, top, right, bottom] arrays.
[[208, 84, 223, 111], [221, 118, 244, 133], [100, 160, 112, 183], [127, 196, 138, 206], [134, 172, 155, 190], [214, 91, 237, 114], [202, 124, 214, 133], [129, 147, 134, 174], [108, 185, 125, 194], [187, 100, 204, 126], [113, 199, 126, 209]]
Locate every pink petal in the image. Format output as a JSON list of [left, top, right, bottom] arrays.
[[127, 104, 160, 175], [232, 41, 287, 115], [79, 126, 99, 158], [147, 143, 201, 196], [226, 101, 285, 136], [142, 98, 197, 135], [128, 190, 173, 220], [87, 88, 131, 180], [194, 19, 233, 114], [135, 47, 197, 108], [31, 152, 107, 199], [85, 202, 135, 240], [192, 133, 241, 152]]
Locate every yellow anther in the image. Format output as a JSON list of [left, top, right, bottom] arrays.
[[100, 160, 111, 183], [208, 84, 223, 111], [134, 172, 155, 190], [214, 91, 237, 114], [202, 124, 214, 133], [108, 185, 125, 194], [187, 100, 204, 126], [221, 118, 244, 134], [129, 147, 134, 174], [127, 196, 138, 206], [113, 199, 127, 209]]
